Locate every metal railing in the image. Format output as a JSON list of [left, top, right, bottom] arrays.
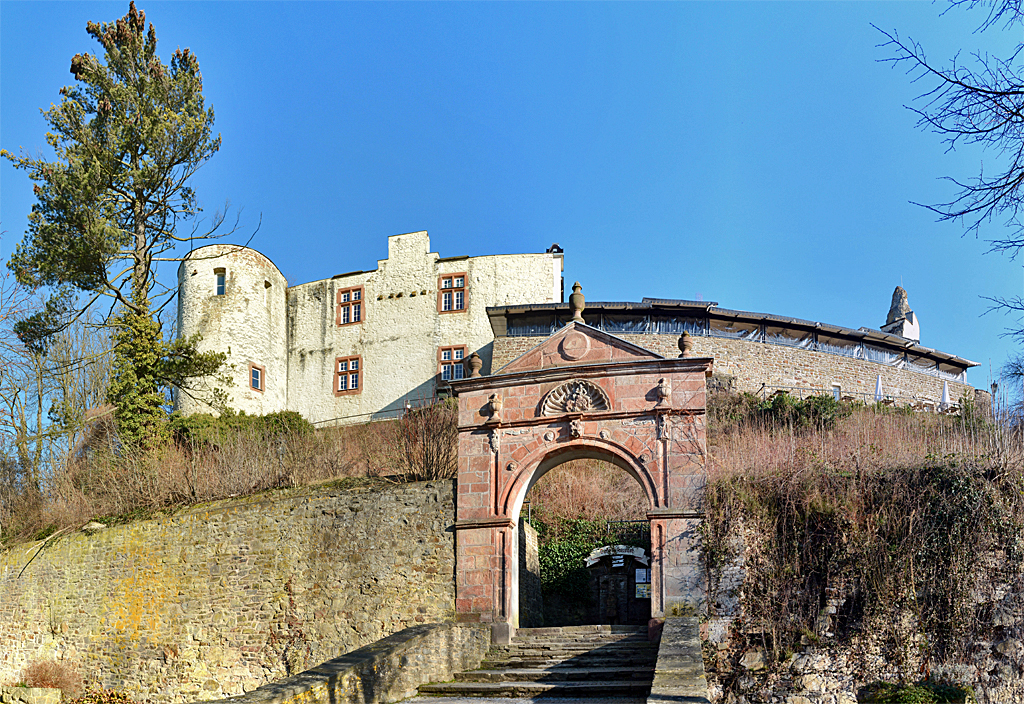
[[605, 520, 651, 544], [311, 396, 437, 427]]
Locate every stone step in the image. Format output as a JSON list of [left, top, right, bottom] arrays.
[[479, 656, 658, 669], [418, 680, 653, 698], [493, 642, 655, 651], [455, 666, 654, 683], [516, 626, 646, 636], [498, 641, 654, 651], [406, 696, 648, 704]]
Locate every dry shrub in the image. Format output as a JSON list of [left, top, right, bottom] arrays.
[[22, 659, 83, 698], [2, 403, 462, 542], [703, 396, 1024, 672], [361, 401, 458, 481], [527, 458, 649, 533]]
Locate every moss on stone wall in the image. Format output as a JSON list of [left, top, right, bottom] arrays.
[[0, 480, 457, 703]]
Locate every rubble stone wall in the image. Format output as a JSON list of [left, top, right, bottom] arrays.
[[0, 480, 457, 704], [493, 333, 979, 406], [702, 525, 1024, 704]]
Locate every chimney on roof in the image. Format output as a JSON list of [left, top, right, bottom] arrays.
[[880, 286, 920, 342]]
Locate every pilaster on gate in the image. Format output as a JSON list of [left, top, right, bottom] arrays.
[[448, 321, 712, 643]]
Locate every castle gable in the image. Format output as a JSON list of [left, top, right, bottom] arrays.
[[496, 321, 662, 375]]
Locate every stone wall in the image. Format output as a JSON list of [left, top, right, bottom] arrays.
[[0, 480, 457, 703], [0, 689, 60, 704], [702, 526, 1024, 703], [493, 333, 978, 407], [201, 622, 490, 704]]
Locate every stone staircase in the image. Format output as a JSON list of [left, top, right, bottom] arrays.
[[417, 625, 657, 700]]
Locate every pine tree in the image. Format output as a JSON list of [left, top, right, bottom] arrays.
[[3, 3, 228, 448]]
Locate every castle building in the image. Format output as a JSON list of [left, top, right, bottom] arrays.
[[176, 231, 564, 421], [488, 289, 980, 408], [177, 232, 983, 424]]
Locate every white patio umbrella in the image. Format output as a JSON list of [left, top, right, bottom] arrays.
[[940, 381, 951, 411], [874, 375, 883, 403]]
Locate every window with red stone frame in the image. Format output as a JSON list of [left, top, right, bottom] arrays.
[[248, 362, 266, 393], [334, 356, 362, 395], [438, 346, 467, 382], [438, 273, 466, 313], [336, 286, 364, 326]]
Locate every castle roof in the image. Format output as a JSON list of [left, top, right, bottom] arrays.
[[486, 298, 977, 374]]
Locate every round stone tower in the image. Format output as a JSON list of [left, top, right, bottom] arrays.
[[177, 244, 288, 416]]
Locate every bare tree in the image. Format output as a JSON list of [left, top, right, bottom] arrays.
[[878, 0, 1024, 368], [879, 2, 1024, 251]]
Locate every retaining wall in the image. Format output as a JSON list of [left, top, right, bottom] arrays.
[[0, 480, 457, 703], [198, 622, 489, 704]]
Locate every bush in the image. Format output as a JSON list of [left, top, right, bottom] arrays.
[[703, 427, 1024, 666], [858, 680, 976, 703], [708, 391, 852, 437], [168, 409, 313, 448], [22, 659, 83, 698], [367, 400, 458, 481]]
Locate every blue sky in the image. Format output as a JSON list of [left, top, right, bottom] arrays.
[[2, 1, 1022, 392]]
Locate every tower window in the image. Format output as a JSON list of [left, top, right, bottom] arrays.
[[336, 286, 364, 326], [249, 362, 265, 393], [438, 273, 466, 313], [334, 356, 362, 396], [215, 268, 226, 296]]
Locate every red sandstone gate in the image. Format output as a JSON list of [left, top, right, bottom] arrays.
[[449, 321, 712, 642]]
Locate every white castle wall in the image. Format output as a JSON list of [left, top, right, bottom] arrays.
[[177, 244, 289, 416], [177, 232, 563, 422], [285, 231, 563, 423]]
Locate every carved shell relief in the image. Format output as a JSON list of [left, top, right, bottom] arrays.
[[541, 379, 610, 416]]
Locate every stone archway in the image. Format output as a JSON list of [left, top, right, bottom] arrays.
[[449, 321, 712, 643]]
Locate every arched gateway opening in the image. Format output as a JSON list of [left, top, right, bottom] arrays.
[[521, 453, 651, 627], [449, 321, 712, 643]]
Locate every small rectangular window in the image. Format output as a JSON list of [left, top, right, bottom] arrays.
[[215, 268, 226, 296], [336, 286, 365, 327], [438, 273, 467, 314], [248, 362, 265, 393], [334, 355, 363, 395], [439, 346, 467, 383], [832, 385, 842, 401]]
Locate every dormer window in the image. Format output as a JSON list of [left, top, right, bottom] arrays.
[[439, 273, 466, 313]]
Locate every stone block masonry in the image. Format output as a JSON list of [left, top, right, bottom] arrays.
[[493, 333, 977, 406], [199, 622, 489, 704], [0, 689, 60, 704], [0, 480, 458, 703]]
